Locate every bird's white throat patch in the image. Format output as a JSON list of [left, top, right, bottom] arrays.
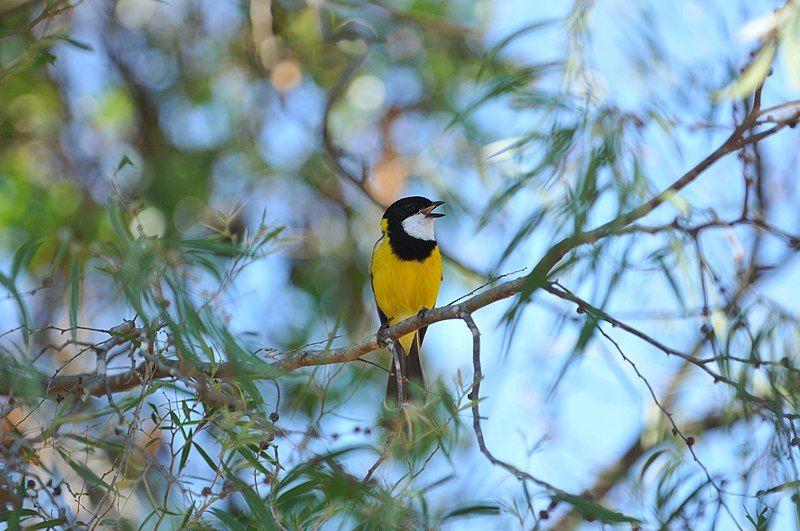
[[401, 213, 436, 241]]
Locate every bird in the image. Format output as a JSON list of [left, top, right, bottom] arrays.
[[370, 196, 444, 406]]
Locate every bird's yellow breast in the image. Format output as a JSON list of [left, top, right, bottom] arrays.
[[370, 235, 442, 327]]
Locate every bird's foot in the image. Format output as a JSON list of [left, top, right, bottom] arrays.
[[376, 324, 391, 348], [416, 307, 430, 320]]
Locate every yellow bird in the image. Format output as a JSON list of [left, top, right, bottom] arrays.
[[370, 196, 444, 404]]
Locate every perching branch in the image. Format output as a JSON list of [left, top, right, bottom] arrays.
[[21, 275, 526, 398]]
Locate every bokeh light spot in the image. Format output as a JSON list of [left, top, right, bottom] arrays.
[[270, 59, 303, 93], [368, 158, 408, 205], [9, 95, 38, 133], [130, 206, 166, 238], [173, 196, 208, 234], [347, 75, 386, 111], [116, 0, 156, 30]]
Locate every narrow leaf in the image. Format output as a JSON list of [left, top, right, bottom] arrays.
[[555, 493, 641, 524], [715, 42, 775, 100], [116, 155, 134, 173], [56, 448, 115, 493], [69, 259, 81, 342], [441, 502, 501, 521], [11, 238, 45, 279]]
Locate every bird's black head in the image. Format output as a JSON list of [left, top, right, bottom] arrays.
[[381, 196, 445, 260], [382, 196, 445, 222]]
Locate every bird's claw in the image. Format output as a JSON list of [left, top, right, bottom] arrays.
[[376, 325, 391, 348], [417, 307, 430, 319]]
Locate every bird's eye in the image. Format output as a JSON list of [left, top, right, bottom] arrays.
[[406, 204, 414, 211]]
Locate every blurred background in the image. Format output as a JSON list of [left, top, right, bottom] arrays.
[[1, 0, 800, 528]]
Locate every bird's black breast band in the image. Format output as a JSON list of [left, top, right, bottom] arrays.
[[386, 218, 437, 261]]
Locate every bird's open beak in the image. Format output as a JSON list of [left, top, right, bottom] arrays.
[[419, 201, 445, 218]]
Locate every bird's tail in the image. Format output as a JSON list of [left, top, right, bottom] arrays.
[[385, 330, 426, 406]]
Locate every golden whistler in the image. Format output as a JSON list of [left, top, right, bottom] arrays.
[[370, 196, 445, 404]]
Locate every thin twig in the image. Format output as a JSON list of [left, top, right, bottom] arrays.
[[543, 282, 796, 419], [596, 326, 744, 530], [461, 311, 563, 494], [363, 430, 397, 483]]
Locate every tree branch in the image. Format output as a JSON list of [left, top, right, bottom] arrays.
[[31, 277, 525, 398]]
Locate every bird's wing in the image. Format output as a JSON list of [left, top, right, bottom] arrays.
[[370, 235, 390, 327], [373, 277, 389, 326]]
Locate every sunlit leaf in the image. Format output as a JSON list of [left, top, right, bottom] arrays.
[[478, 20, 556, 80], [714, 41, 775, 100], [782, 9, 800, 87]]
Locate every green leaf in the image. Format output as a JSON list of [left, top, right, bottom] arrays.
[[574, 314, 598, 354], [210, 509, 249, 531], [447, 65, 550, 129], [0, 271, 31, 343], [50, 233, 70, 270], [478, 20, 556, 80], [555, 493, 641, 524], [656, 256, 686, 310], [63, 434, 123, 453], [744, 506, 770, 531], [441, 502, 500, 521], [60, 36, 93, 51], [107, 199, 131, 243], [661, 190, 690, 215], [1, 510, 38, 525], [756, 480, 800, 496], [640, 449, 667, 480], [227, 476, 274, 526], [178, 435, 193, 472], [11, 238, 45, 279], [2, 476, 31, 528], [193, 442, 221, 474], [25, 518, 65, 530], [662, 480, 711, 527], [116, 155, 134, 173], [178, 504, 195, 530], [56, 448, 115, 493], [69, 258, 81, 342], [277, 480, 318, 504]]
